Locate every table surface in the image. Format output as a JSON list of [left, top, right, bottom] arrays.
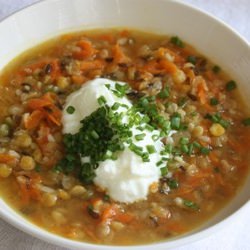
[[0, 0, 249, 249]]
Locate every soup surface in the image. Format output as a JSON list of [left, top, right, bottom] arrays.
[[0, 29, 249, 245]]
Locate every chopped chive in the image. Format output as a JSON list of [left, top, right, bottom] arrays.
[[160, 167, 168, 176], [156, 160, 163, 166], [157, 86, 170, 99], [179, 137, 189, 145], [152, 134, 160, 141], [35, 165, 41, 172], [114, 83, 129, 97], [219, 119, 230, 128], [200, 147, 210, 155], [111, 102, 120, 110], [97, 95, 107, 105], [129, 143, 143, 155], [193, 141, 201, 148], [90, 130, 99, 139], [103, 194, 110, 201], [146, 145, 156, 154], [210, 97, 219, 106], [141, 115, 150, 124], [66, 106, 75, 114], [136, 126, 144, 131], [183, 199, 199, 210], [121, 104, 129, 109], [212, 65, 221, 74], [226, 80, 237, 91], [181, 144, 189, 154], [187, 143, 194, 155], [170, 113, 181, 130], [187, 55, 197, 64], [170, 36, 185, 48], [205, 113, 230, 128], [105, 84, 111, 89], [242, 118, 250, 126], [145, 124, 154, 132], [167, 179, 179, 189], [214, 167, 220, 173], [135, 133, 146, 141]]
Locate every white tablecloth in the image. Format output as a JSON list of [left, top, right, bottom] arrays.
[[0, 0, 249, 249]]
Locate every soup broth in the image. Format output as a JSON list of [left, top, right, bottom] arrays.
[[0, 29, 249, 245]]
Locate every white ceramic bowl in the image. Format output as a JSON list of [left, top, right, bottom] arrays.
[[0, 0, 249, 249]]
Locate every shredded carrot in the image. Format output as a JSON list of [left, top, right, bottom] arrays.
[[143, 59, 177, 74], [159, 59, 178, 74], [25, 110, 45, 130], [228, 139, 244, 152], [115, 213, 134, 224], [24, 60, 48, 72], [0, 153, 16, 164], [80, 59, 105, 71], [73, 39, 97, 60], [205, 70, 216, 81], [185, 68, 196, 81], [27, 98, 52, 110], [61, 34, 74, 41], [197, 80, 208, 105], [120, 29, 130, 37], [27, 93, 61, 127], [36, 124, 50, 147], [112, 44, 131, 64], [215, 173, 225, 186], [49, 59, 61, 81], [101, 204, 118, 222], [209, 151, 219, 165], [155, 47, 184, 64], [71, 75, 87, 84], [17, 58, 61, 82], [166, 222, 186, 233], [18, 174, 41, 204], [98, 33, 115, 43]]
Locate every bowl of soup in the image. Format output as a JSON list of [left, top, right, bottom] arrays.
[[0, 0, 249, 249]]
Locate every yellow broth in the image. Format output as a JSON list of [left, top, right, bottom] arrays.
[[0, 29, 249, 245]]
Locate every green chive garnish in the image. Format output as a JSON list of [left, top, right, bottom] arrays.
[[226, 80, 237, 91], [160, 167, 168, 176], [135, 133, 146, 141], [242, 118, 250, 126], [97, 95, 107, 105], [170, 113, 181, 130], [179, 137, 189, 145], [187, 55, 197, 64], [183, 199, 199, 210], [212, 65, 221, 74], [170, 36, 185, 48], [90, 130, 99, 139], [158, 86, 170, 99], [111, 102, 120, 110], [167, 179, 179, 189], [66, 106, 75, 114], [200, 147, 210, 155], [210, 97, 219, 106], [146, 145, 156, 154]]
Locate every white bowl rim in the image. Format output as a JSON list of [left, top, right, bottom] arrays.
[[0, 0, 249, 249]]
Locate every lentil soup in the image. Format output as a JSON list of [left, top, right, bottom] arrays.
[[0, 29, 249, 245]]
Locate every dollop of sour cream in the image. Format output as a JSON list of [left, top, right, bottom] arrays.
[[62, 78, 171, 203]]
